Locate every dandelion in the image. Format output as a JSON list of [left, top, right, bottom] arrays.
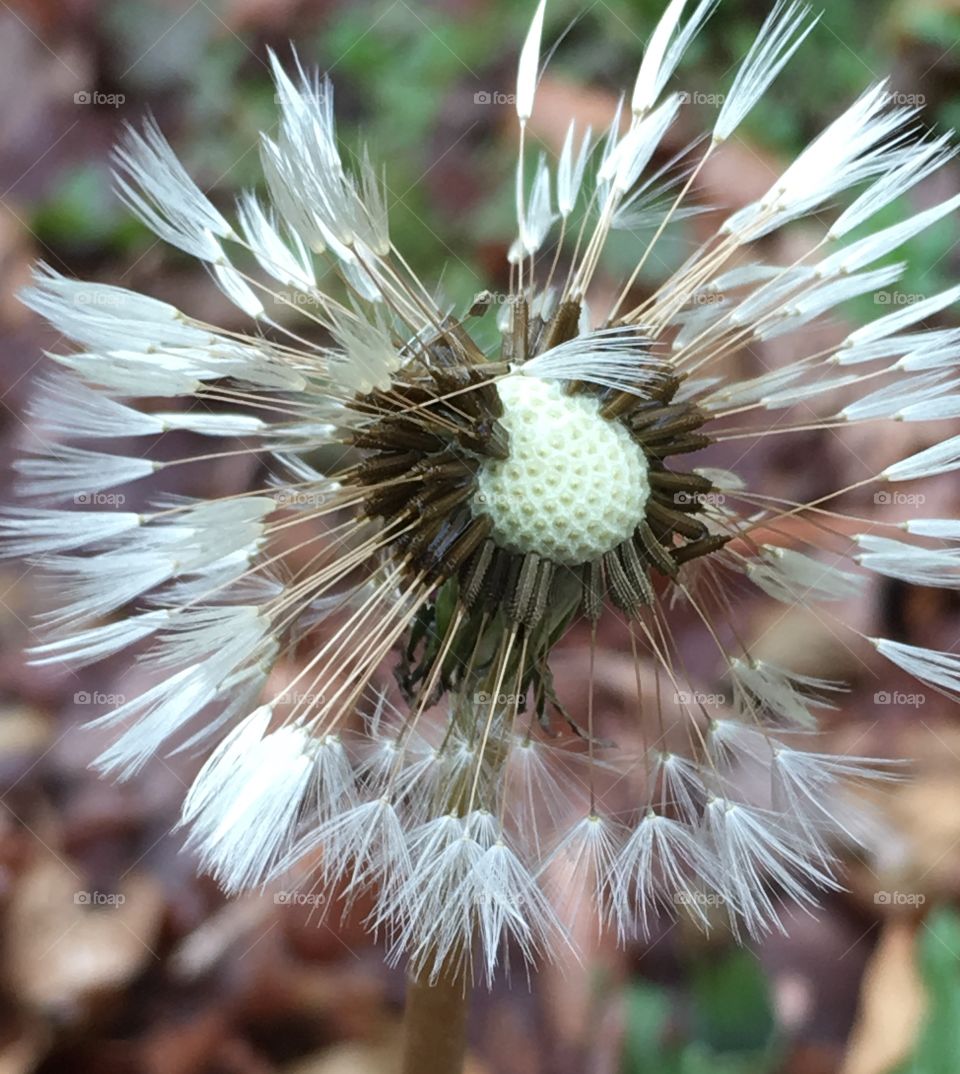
[[6, 1, 957, 1071]]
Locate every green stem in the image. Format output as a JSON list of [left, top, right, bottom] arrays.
[[401, 961, 469, 1074]]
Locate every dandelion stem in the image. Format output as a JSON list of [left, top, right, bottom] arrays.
[[401, 961, 469, 1074]]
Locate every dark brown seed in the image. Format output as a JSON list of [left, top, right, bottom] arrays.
[[648, 470, 713, 495], [418, 485, 473, 522], [423, 342, 459, 370], [600, 389, 648, 421], [629, 401, 690, 432], [603, 550, 632, 614], [581, 560, 605, 621], [635, 521, 679, 578], [456, 418, 510, 460], [402, 516, 446, 561], [604, 549, 649, 616], [506, 552, 542, 624], [440, 318, 488, 365], [636, 412, 707, 444], [356, 450, 421, 484], [443, 514, 494, 576], [363, 482, 424, 520], [526, 559, 555, 629], [619, 538, 654, 604], [643, 433, 711, 459], [539, 299, 582, 353], [412, 453, 479, 482], [462, 538, 496, 608], [430, 367, 486, 417], [624, 398, 669, 422], [672, 534, 731, 565], [645, 374, 682, 403], [646, 500, 709, 541], [642, 422, 710, 448], [351, 420, 445, 453], [480, 546, 513, 611], [511, 299, 530, 363], [526, 314, 549, 356], [417, 515, 474, 575]]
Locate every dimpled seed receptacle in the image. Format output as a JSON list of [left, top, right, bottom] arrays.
[[473, 374, 651, 566]]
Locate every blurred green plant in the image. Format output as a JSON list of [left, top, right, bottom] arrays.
[[622, 947, 777, 1074], [31, 164, 140, 253], [894, 908, 960, 1074], [28, 0, 960, 306]]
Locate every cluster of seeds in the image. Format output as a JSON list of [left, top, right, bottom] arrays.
[[344, 299, 728, 715]]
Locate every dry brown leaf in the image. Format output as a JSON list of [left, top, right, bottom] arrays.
[[282, 1024, 492, 1074], [871, 726, 960, 899], [0, 706, 53, 763], [841, 920, 926, 1074], [285, 1035, 489, 1074], [169, 896, 275, 980], [0, 1027, 50, 1074], [221, 0, 303, 32], [6, 857, 165, 1018], [284, 1039, 400, 1074], [0, 204, 34, 326]]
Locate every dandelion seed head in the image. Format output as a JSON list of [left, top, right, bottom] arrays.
[[7, 0, 955, 984]]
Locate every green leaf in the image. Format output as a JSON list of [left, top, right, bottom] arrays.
[[622, 981, 673, 1074], [896, 908, 960, 1074], [30, 165, 138, 251], [690, 947, 775, 1053], [622, 959, 776, 1074]]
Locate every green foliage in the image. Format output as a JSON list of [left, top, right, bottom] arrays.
[[898, 6, 960, 49], [29, 0, 957, 306], [895, 908, 960, 1074], [622, 946, 777, 1074], [30, 165, 140, 252]]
